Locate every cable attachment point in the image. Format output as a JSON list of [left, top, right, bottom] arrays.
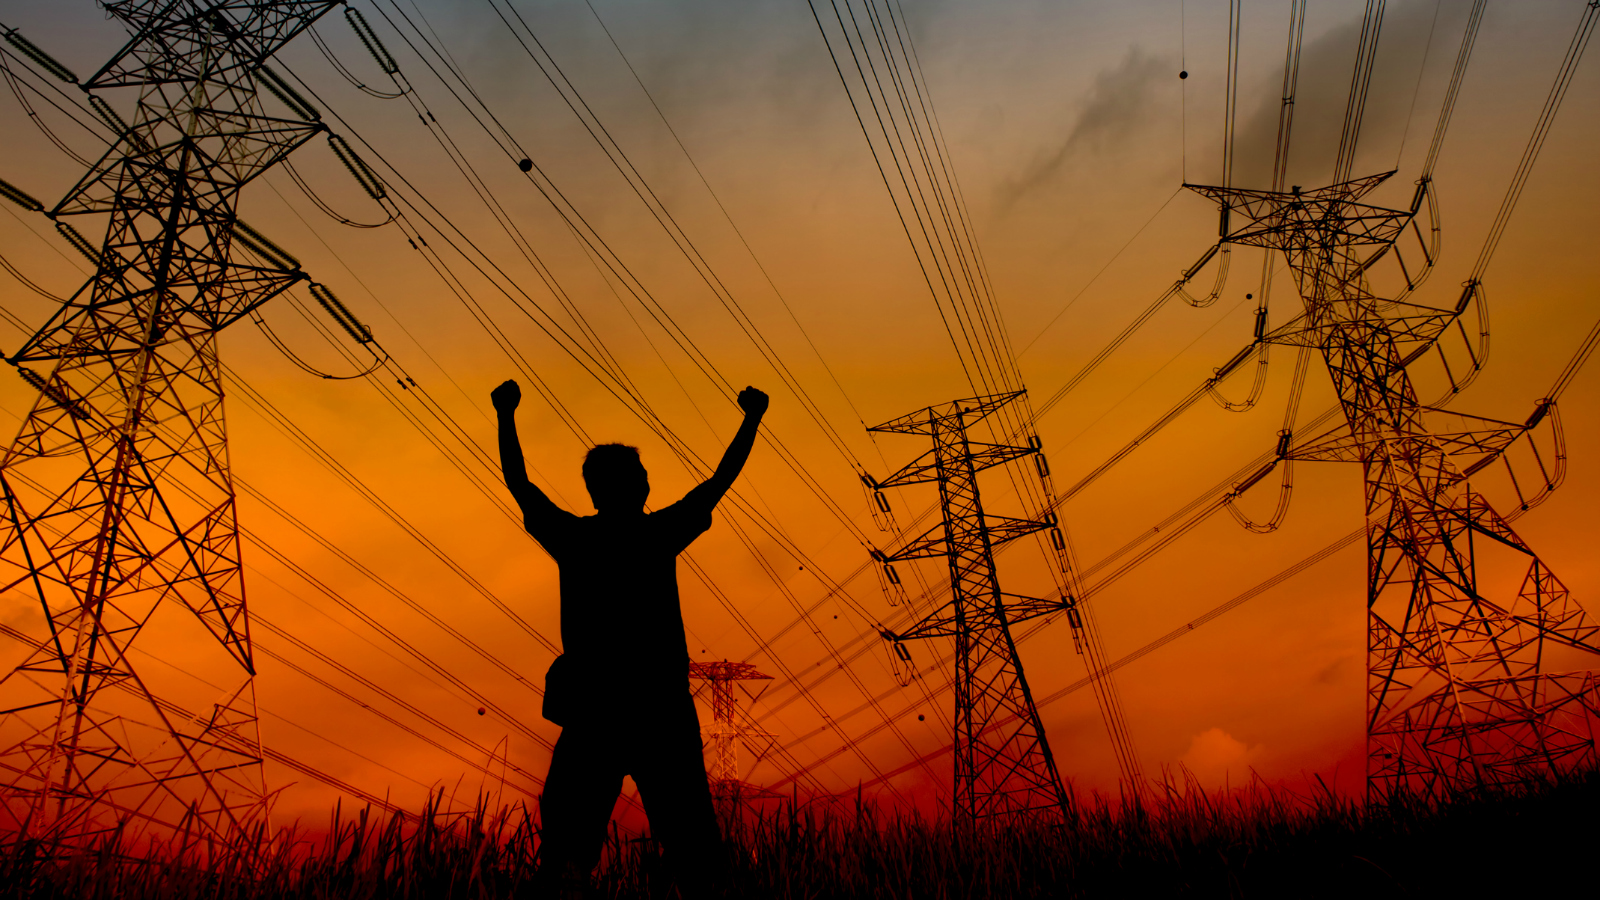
[[328, 134, 388, 201], [310, 282, 373, 344], [3, 26, 78, 83]]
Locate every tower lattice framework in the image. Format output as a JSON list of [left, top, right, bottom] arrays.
[[688, 660, 773, 798], [1189, 173, 1600, 797], [0, 0, 337, 842], [871, 391, 1071, 822]]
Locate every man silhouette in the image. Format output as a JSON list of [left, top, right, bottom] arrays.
[[492, 379, 769, 898]]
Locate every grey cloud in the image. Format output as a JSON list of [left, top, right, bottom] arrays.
[[1228, 0, 1462, 191], [996, 46, 1172, 211]]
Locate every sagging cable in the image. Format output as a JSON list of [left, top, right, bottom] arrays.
[[1224, 430, 1294, 534], [1177, 245, 1231, 308]]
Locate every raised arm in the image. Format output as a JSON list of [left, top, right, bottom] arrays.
[[686, 386, 768, 510], [493, 380, 565, 528]]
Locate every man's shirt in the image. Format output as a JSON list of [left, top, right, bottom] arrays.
[[523, 487, 715, 698]]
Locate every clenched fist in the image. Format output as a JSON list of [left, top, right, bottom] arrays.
[[737, 386, 768, 418], [491, 379, 522, 413]]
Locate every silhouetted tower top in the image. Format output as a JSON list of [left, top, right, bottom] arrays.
[[690, 660, 771, 727]]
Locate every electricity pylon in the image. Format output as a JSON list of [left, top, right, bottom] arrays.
[[0, 0, 339, 843], [688, 660, 774, 799], [1188, 173, 1600, 797], [869, 391, 1072, 822]]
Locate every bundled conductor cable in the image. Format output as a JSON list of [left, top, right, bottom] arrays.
[[310, 282, 372, 344], [231, 219, 301, 270], [2, 25, 77, 83]]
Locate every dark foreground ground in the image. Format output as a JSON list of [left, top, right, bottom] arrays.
[[2, 768, 1596, 899]]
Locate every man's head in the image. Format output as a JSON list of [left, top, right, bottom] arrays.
[[583, 443, 649, 514]]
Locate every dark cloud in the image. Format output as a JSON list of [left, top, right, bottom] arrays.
[[996, 46, 1172, 210]]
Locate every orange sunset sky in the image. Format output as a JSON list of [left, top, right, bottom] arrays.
[[1, 0, 1597, 827]]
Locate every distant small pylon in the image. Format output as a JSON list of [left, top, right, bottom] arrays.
[[688, 660, 774, 795]]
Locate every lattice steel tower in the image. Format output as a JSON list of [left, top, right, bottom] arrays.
[[689, 660, 773, 798], [1188, 174, 1600, 796], [869, 391, 1072, 822], [0, 0, 339, 842]]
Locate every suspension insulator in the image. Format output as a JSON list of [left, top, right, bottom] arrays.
[[1034, 453, 1050, 479], [1048, 527, 1066, 552], [0, 176, 43, 212], [310, 282, 373, 344], [55, 221, 101, 265], [1525, 399, 1553, 429], [1066, 605, 1083, 630], [1213, 344, 1255, 381], [861, 473, 894, 531], [1253, 305, 1267, 340], [84, 94, 130, 137], [1275, 429, 1293, 459], [887, 639, 913, 686], [17, 367, 89, 420], [884, 562, 901, 586], [3, 27, 78, 83], [346, 7, 400, 75], [231, 220, 301, 271], [254, 64, 321, 121], [328, 134, 387, 201]]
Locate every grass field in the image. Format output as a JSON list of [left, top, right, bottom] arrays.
[[3, 767, 1596, 899]]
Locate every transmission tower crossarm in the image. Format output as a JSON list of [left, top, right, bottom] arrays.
[[867, 390, 1027, 436]]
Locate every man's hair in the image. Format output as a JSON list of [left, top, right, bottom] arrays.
[[582, 443, 643, 490]]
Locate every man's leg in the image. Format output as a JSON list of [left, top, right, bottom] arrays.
[[631, 689, 725, 895], [538, 723, 625, 896]]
